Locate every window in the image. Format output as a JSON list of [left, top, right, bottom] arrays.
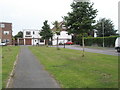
[[6, 39, 9, 43], [3, 39, 9, 43], [26, 31, 31, 35], [33, 31, 35, 34], [62, 25, 66, 29], [40, 39, 44, 42], [4, 31, 9, 35], [67, 39, 70, 41], [0, 24, 5, 28]]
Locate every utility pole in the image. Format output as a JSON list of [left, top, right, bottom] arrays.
[[102, 21, 104, 47]]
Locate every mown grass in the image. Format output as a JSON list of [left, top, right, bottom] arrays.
[[2, 46, 20, 88], [29, 46, 118, 88]]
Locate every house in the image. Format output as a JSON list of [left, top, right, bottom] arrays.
[[0, 22, 12, 45], [52, 21, 72, 45], [17, 21, 72, 46], [17, 29, 45, 45]]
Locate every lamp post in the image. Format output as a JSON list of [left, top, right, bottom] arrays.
[[102, 21, 105, 47], [63, 40, 65, 48]]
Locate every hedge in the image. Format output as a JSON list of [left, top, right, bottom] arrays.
[[74, 36, 119, 47]]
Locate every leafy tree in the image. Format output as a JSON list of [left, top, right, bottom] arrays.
[[95, 18, 117, 37], [14, 31, 23, 40], [40, 20, 53, 47], [64, 1, 98, 57], [53, 21, 61, 50]]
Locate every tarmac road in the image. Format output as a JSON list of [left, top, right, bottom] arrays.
[[12, 46, 60, 88], [53, 45, 119, 56]]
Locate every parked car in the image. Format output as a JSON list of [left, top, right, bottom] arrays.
[[65, 41, 73, 45], [115, 37, 120, 52], [0, 42, 7, 46]]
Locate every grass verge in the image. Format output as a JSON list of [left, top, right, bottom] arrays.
[[2, 46, 20, 88], [29, 46, 118, 88]]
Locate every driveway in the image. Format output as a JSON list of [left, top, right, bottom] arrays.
[[52, 45, 119, 56], [12, 46, 60, 88]]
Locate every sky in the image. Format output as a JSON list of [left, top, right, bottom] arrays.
[[0, 0, 119, 35]]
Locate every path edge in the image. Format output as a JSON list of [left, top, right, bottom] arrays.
[[6, 51, 19, 88]]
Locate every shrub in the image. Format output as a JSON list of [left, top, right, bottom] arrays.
[[75, 36, 119, 47]]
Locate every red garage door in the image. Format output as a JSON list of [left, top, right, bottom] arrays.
[[25, 39, 32, 45]]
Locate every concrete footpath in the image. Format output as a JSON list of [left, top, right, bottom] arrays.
[[12, 46, 60, 88]]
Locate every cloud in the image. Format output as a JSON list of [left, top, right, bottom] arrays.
[[0, 0, 119, 35]]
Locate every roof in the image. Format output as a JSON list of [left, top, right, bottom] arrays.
[[23, 29, 41, 32], [52, 21, 67, 31], [0, 22, 12, 24]]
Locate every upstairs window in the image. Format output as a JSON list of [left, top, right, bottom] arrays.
[[4, 31, 9, 35], [0, 24, 5, 28], [33, 31, 35, 34], [26, 31, 31, 35]]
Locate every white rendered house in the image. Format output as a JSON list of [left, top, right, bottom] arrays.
[[17, 24, 72, 45], [52, 21, 72, 45], [18, 29, 45, 45], [52, 31, 72, 45]]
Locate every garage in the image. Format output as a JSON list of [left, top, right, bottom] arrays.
[[25, 39, 32, 45], [19, 39, 24, 45]]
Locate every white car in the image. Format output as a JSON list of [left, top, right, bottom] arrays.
[[0, 42, 6, 46], [115, 37, 120, 52]]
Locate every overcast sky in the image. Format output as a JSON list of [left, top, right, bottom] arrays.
[[0, 0, 119, 35]]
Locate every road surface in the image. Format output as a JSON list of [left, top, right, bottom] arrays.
[[52, 45, 119, 56]]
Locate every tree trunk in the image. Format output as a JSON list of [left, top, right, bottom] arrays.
[[82, 36, 85, 57], [57, 36, 60, 50], [46, 39, 49, 47], [51, 37, 53, 46]]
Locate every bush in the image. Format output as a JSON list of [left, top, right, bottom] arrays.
[[75, 36, 119, 47]]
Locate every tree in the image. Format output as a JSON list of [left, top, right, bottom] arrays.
[[53, 21, 61, 50], [64, 1, 98, 57], [40, 20, 53, 47], [14, 31, 23, 40], [95, 18, 117, 37]]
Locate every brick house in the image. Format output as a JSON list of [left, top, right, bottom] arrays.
[[0, 22, 12, 45]]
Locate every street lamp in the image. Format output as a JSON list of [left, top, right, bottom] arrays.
[[102, 21, 105, 47], [63, 40, 65, 48]]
